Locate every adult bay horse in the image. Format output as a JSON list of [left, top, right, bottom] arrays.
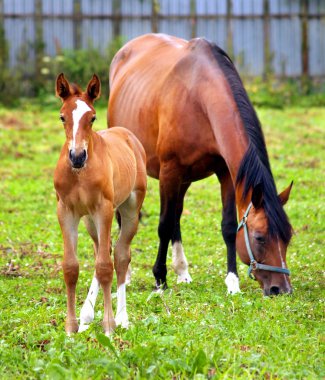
[[54, 73, 146, 335], [108, 33, 293, 296]]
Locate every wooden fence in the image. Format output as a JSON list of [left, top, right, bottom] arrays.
[[1, 0, 325, 77]]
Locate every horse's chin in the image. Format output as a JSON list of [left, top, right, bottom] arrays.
[[71, 163, 87, 172]]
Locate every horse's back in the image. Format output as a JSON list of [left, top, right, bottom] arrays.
[[109, 34, 228, 180]]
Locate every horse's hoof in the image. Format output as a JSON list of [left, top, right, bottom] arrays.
[[177, 271, 192, 284], [225, 272, 241, 294], [115, 313, 129, 329], [155, 281, 167, 291], [78, 323, 90, 333], [102, 319, 116, 336], [65, 319, 79, 334]]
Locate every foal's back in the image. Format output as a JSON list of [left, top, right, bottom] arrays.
[[99, 127, 146, 208]]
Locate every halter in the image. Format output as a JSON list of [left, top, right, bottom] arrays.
[[237, 202, 290, 280]]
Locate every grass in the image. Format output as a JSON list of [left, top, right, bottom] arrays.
[[0, 101, 324, 379]]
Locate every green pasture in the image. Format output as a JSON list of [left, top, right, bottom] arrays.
[[0, 102, 324, 379]]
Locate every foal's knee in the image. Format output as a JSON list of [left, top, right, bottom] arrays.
[[95, 260, 113, 285], [62, 260, 79, 285]]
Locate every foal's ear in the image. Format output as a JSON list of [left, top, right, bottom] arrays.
[[86, 74, 101, 101], [56, 73, 71, 100], [251, 183, 264, 209], [278, 181, 293, 206]]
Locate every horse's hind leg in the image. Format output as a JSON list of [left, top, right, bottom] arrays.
[[217, 171, 240, 294], [79, 216, 100, 332], [114, 189, 145, 328], [153, 164, 184, 289], [171, 182, 192, 283]]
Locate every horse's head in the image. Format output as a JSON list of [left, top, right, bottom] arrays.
[[236, 182, 293, 296], [56, 73, 101, 169]]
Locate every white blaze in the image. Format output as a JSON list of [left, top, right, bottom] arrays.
[[72, 99, 91, 149]]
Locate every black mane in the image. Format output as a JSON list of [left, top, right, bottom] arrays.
[[209, 42, 292, 244]]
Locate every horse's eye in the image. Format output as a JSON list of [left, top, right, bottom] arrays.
[[255, 235, 266, 244], [91, 115, 96, 123], [60, 115, 65, 123]]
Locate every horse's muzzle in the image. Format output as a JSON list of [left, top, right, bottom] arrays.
[[263, 284, 292, 296], [69, 149, 87, 169]]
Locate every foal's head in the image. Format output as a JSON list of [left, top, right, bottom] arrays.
[[236, 183, 293, 296], [56, 73, 101, 169]]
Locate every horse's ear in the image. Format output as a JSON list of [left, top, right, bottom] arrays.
[[56, 73, 71, 100], [251, 183, 264, 209], [86, 74, 101, 101], [278, 181, 293, 206]]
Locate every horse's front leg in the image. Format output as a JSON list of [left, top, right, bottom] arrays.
[[94, 201, 115, 335], [217, 171, 240, 294], [57, 201, 80, 334]]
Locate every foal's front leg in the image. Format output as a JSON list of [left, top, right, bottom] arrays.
[[94, 201, 116, 335], [57, 201, 80, 334]]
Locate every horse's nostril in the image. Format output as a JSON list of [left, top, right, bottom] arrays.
[[270, 286, 280, 296], [69, 149, 87, 168]]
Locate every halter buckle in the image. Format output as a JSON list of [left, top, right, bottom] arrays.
[[251, 260, 258, 270]]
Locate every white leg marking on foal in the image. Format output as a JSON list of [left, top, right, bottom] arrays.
[[225, 272, 241, 294], [172, 242, 192, 283], [125, 263, 132, 285], [115, 283, 129, 328], [72, 99, 91, 149], [78, 275, 100, 332]]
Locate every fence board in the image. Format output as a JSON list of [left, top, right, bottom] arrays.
[[1, 0, 325, 77]]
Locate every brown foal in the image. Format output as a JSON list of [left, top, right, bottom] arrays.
[[54, 73, 146, 335]]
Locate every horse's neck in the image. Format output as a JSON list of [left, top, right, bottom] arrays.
[[204, 92, 250, 215]]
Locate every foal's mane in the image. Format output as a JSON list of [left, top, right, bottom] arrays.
[[208, 41, 292, 243]]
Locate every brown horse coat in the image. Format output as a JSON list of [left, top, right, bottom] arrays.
[[108, 34, 293, 296]]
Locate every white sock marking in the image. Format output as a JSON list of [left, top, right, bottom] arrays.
[[72, 99, 91, 149], [125, 263, 132, 285], [78, 275, 100, 332], [115, 283, 129, 328], [225, 272, 241, 294], [172, 242, 192, 283]]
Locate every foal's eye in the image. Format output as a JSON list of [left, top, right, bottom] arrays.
[[91, 115, 96, 123], [59, 115, 65, 123]]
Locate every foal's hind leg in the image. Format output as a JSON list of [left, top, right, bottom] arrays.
[[114, 189, 145, 328], [171, 182, 192, 283], [79, 216, 100, 332], [217, 172, 240, 294]]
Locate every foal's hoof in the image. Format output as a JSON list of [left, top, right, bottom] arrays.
[[102, 319, 116, 336], [65, 319, 79, 335]]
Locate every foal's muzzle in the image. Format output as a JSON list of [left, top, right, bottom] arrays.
[[69, 149, 87, 169]]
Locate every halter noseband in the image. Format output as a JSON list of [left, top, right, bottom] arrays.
[[237, 202, 290, 280]]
